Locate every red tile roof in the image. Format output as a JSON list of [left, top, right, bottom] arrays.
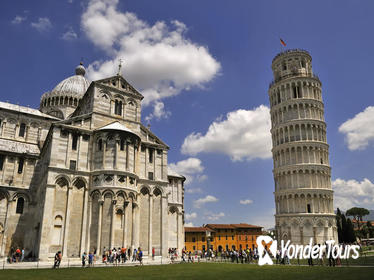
[[205, 223, 263, 230], [185, 227, 212, 233]]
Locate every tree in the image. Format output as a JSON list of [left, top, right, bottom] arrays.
[[341, 214, 348, 242], [346, 207, 370, 231], [336, 208, 343, 243], [346, 218, 356, 243]]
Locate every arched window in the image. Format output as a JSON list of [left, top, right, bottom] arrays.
[[120, 139, 125, 151], [98, 139, 102, 151], [114, 100, 122, 115], [19, 123, 26, 137], [16, 197, 24, 214]]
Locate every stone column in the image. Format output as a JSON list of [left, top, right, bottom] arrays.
[[86, 197, 92, 252], [103, 140, 107, 169], [148, 194, 153, 255], [65, 132, 71, 168], [0, 198, 10, 257], [122, 202, 127, 248], [114, 140, 118, 169], [135, 204, 140, 249], [37, 185, 55, 259], [80, 188, 89, 255], [110, 200, 116, 249], [96, 199, 103, 256], [62, 186, 73, 258], [131, 202, 136, 249], [160, 195, 168, 257], [177, 211, 183, 253]]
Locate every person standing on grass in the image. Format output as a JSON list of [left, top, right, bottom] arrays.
[[21, 248, 25, 262], [152, 247, 155, 260], [133, 248, 137, 262], [88, 252, 93, 267], [82, 252, 87, 267], [138, 248, 143, 265]]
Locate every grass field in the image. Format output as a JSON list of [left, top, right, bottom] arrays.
[[0, 263, 373, 280]]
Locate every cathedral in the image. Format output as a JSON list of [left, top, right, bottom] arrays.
[[0, 63, 185, 260]]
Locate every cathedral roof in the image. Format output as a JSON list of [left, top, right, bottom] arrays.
[[97, 121, 137, 135], [0, 101, 58, 119], [41, 63, 90, 100], [167, 167, 185, 179]]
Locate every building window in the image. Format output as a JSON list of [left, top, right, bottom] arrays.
[[193, 246, 196, 250], [19, 123, 26, 137], [98, 139, 102, 151], [114, 100, 122, 115], [18, 158, 24, 174], [192, 237, 196, 243], [148, 172, 154, 180], [0, 154, 4, 171], [72, 134, 78, 150], [149, 148, 153, 163], [120, 139, 125, 151], [157, 149, 162, 155], [232, 236, 234, 240], [141, 145, 146, 152], [225, 235, 228, 240], [307, 204, 311, 213], [16, 197, 24, 214], [69, 160, 76, 170]]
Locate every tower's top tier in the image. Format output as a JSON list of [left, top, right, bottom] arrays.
[[271, 49, 313, 84]]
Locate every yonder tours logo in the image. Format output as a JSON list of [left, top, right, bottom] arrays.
[[256, 236, 360, 266]]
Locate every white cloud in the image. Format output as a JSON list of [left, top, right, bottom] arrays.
[[193, 195, 218, 208], [184, 222, 194, 227], [169, 157, 205, 185], [145, 100, 170, 122], [11, 15, 26, 24], [339, 106, 374, 150], [206, 212, 225, 221], [62, 27, 78, 40], [240, 199, 253, 205], [81, 0, 220, 120], [185, 212, 197, 220], [31, 17, 52, 32], [332, 178, 374, 211], [185, 188, 203, 194], [181, 105, 272, 161]]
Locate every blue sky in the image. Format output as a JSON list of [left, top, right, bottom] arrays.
[[1, 0, 374, 228]]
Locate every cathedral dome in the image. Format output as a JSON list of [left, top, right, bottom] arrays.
[[49, 63, 90, 98], [40, 63, 91, 119]]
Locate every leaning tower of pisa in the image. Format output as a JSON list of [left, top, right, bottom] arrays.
[[268, 49, 337, 245]]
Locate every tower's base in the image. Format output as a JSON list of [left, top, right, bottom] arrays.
[[275, 214, 338, 245]]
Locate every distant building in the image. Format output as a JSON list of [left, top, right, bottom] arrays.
[[184, 223, 263, 252], [0, 63, 185, 260]]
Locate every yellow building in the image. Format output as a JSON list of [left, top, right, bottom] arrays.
[[185, 223, 263, 253]]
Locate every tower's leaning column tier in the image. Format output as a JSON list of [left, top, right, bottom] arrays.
[[268, 49, 337, 245]]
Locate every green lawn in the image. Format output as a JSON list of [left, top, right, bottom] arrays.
[[0, 263, 373, 280]]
